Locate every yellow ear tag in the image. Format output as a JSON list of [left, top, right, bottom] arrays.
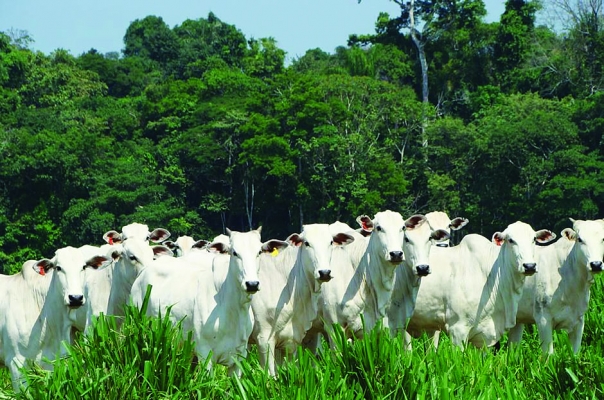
[[271, 248, 279, 257]]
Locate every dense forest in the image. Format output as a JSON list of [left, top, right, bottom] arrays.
[[1, 0, 603, 273]]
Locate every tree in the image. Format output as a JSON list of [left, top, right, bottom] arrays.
[[123, 16, 179, 69]]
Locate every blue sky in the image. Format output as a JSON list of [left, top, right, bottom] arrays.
[[0, 0, 506, 63]]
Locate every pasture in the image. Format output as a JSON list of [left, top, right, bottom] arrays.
[[2, 278, 603, 399]]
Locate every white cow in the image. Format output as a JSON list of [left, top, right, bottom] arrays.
[[425, 211, 469, 247], [405, 221, 555, 349], [249, 224, 355, 376], [73, 223, 171, 332], [307, 211, 448, 348], [130, 227, 288, 376], [399, 211, 469, 347], [0, 247, 110, 391], [509, 219, 604, 353], [382, 215, 451, 347]]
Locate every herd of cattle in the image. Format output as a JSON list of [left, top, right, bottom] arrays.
[[1, 211, 604, 392]]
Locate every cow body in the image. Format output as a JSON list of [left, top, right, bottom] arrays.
[[307, 211, 446, 348], [406, 222, 555, 348], [73, 223, 171, 332], [130, 228, 287, 376], [0, 247, 109, 391], [249, 224, 354, 376], [509, 219, 604, 353]]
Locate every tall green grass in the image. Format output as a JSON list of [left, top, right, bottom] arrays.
[[5, 278, 604, 399]]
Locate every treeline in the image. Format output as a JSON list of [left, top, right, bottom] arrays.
[[1, 1, 604, 273]]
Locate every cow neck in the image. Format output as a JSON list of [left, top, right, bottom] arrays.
[[396, 263, 422, 324], [107, 257, 138, 316], [362, 242, 398, 327], [484, 243, 526, 331], [36, 273, 73, 355], [217, 257, 253, 308], [287, 249, 324, 333], [558, 244, 593, 311]]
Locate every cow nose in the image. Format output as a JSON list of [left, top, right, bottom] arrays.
[[68, 294, 84, 307], [523, 263, 537, 275], [318, 269, 332, 282], [389, 251, 403, 262], [245, 281, 260, 293], [590, 261, 603, 272], [416, 265, 430, 276]]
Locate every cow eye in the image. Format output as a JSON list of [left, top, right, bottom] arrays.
[[508, 238, 515, 244], [304, 241, 311, 247], [129, 255, 137, 262], [376, 226, 383, 232], [55, 266, 62, 272], [577, 237, 584, 244], [232, 250, 239, 257], [404, 236, 410, 243]]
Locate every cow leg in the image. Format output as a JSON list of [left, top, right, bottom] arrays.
[[403, 330, 413, 351], [447, 325, 468, 349], [535, 314, 554, 354], [257, 339, 277, 377], [568, 317, 585, 354], [9, 358, 27, 393], [430, 330, 441, 350], [508, 323, 525, 345]]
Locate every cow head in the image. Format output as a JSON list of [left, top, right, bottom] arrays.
[[105, 223, 172, 280], [492, 221, 556, 276], [402, 214, 451, 277], [226, 227, 288, 294], [287, 224, 355, 284], [568, 219, 604, 274], [32, 246, 111, 308], [358, 210, 406, 266], [425, 211, 469, 248], [163, 236, 204, 257]]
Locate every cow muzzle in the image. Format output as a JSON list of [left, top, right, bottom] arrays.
[[522, 263, 537, 276], [245, 281, 260, 293], [68, 294, 85, 308], [415, 264, 431, 276], [388, 251, 404, 264], [590, 261, 603, 273], [318, 269, 332, 282]]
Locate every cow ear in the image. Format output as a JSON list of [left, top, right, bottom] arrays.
[[103, 230, 122, 245], [431, 229, 451, 243], [209, 242, 227, 254], [562, 228, 577, 241], [152, 245, 174, 258], [226, 228, 233, 237], [405, 215, 427, 230], [163, 241, 177, 251], [262, 239, 289, 254], [492, 232, 505, 246], [535, 229, 556, 244], [286, 233, 303, 247], [85, 256, 112, 270], [356, 215, 374, 233], [192, 240, 209, 250], [32, 259, 53, 276], [333, 233, 355, 246], [256, 226, 263, 235], [149, 228, 171, 243], [450, 217, 469, 231]]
